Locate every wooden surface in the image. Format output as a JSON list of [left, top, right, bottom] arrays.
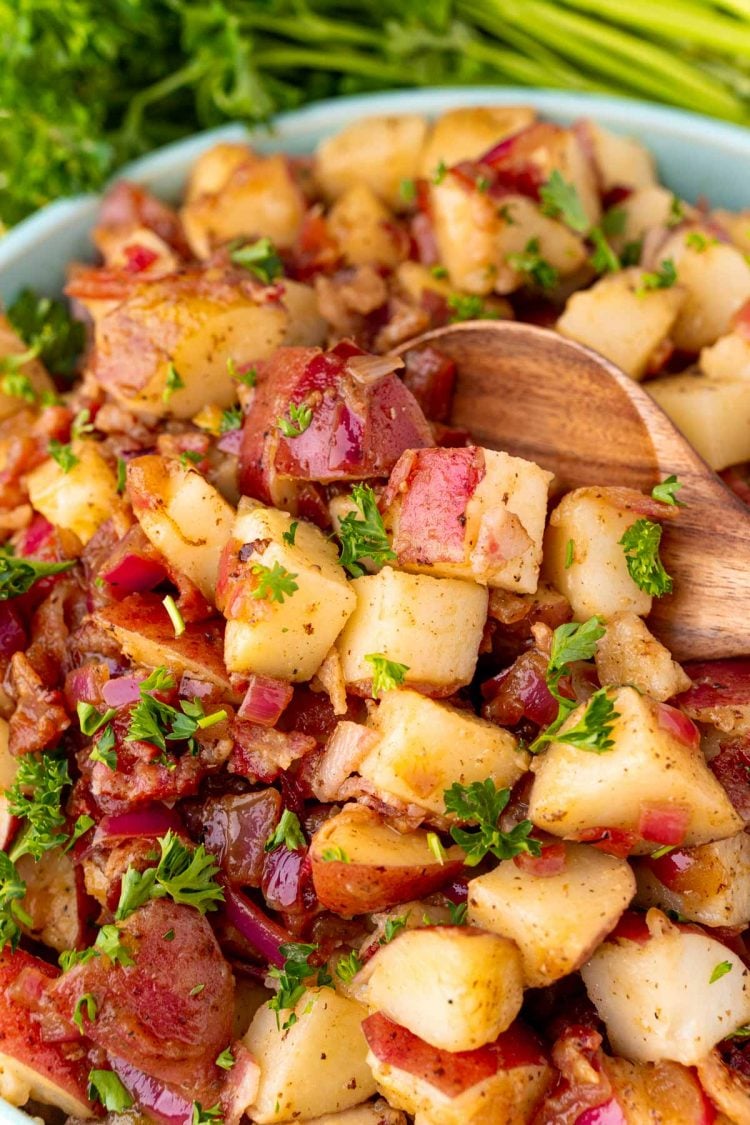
[[396, 321, 750, 661]]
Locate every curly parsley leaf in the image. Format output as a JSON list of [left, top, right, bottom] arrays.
[[265, 809, 306, 853], [335, 950, 363, 982], [539, 170, 589, 233], [251, 561, 298, 604], [337, 483, 396, 578], [506, 237, 559, 291], [115, 830, 224, 920], [651, 475, 685, 507], [6, 752, 71, 862], [7, 289, 84, 377], [268, 941, 333, 1029], [444, 779, 541, 866], [554, 687, 619, 753], [220, 405, 242, 433], [447, 294, 500, 322], [60, 923, 134, 971], [546, 617, 606, 704], [0, 852, 31, 951], [619, 518, 673, 596], [48, 440, 79, 473], [278, 402, 313, 438], [230, 237, 283, 284], [636, 258, 677, 296], [126, 671, 226, 755], [364, 653, 409, 698], [191, 1103, 223, 1125], [0, 545, 75, 600]]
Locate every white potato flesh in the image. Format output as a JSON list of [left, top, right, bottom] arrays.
[[662, 231, 750, 351], [310, 805, 464, 871], [127, 454, 234, 602], [713, 208, 750, 254], [429, 177, 499, 295], [595, 612, 691, 702], [355, 927, 523, 1052], [184, 142, 255, 202], [0, 316, 55, 419], [581, 909, 750, 1064], [586, 122, 657, 191], [328, 185, 404, 268], [556, 267, 685, 380], [16, 849, 81, 953], [496, 196, 587, 295], [418, 106, 536, 178], [27, 441, 120, 546], [542, 488, 652, 620], [700, 330, 750, 381], [0, 718, 16, 851], [243, 987, 376, 1123], [223, 499, 355, 682], [336, 567, 488, 695], [467, 843, 635, 988], [361, 689, 528, 817], [181, 153, 305, 258], [529, 686, 743, 849], [296, 1102, 406, 1125], [315, 115, 428, 209], [696, 1048, 750, 1125], [635, 832, 750, 928], [619, 185, 675, 244], [648, 372, 750, 471], [0, 1053, 92, 1119]]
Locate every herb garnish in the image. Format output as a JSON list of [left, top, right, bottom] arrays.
[[619, 518, 673, 596], [230, 237, 283, 284], [364, 653, 408, 698], [115, 830, 224, 920], [337, 483, 396, 578], [444, 780, 541, 866], [268, 942, 333, 1029]]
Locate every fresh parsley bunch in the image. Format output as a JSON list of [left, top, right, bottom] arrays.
[[444, 779, 541, 866]]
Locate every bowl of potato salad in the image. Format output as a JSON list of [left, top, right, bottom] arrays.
[[2, 87, 750, 1125]]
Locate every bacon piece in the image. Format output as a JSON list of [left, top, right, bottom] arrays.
[[709, 737, 750, 823], [8, 652, 70, 755], [96, 180, 190, 257], [676, 660, 750, 733], [228, 720, 316, 783]]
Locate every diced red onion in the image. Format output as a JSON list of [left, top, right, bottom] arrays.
[[656, 702, 700, 748], [94, 805, 183, 845], [102, 675, 143, 708], [109, 1057, 193, 1125], [222, 885, 291, 967], [576, 1099, 628, 1125], [102, 553, 169, 593], [217, 428, 243, 455], [238, 674, 293, 727], [346, 354, 404, 386], [513, 842, 567, 877], [638, 802, 690, 847], [18, 516, 55, 558]]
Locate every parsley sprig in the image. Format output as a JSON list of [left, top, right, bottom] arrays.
[[364, 653, 408, 698], [48, 440, 79, 473], [268, 942, 333, 1029], [0, 544, 74, 599], [652, 475, 685, 507], [116, 830, 224, 920], [278, 402, 313, 438], [0, 852, 31, 951], [337, 484, 396, 578], [126, 668, 227, 756], [230, 237, 283, 284], [59, 923, 134, 971], [6, 752, 71, 862], [636, 258, 677, 296], [265, 809, 306, 853], [619, 518, 673, 596], [7, 289, 84, 378], [447, 294, 500, 322], [443, 780, 541, 866], [250, 562, 298, 604], [539, 170, 589, 233], [506, 237, 559, 291]]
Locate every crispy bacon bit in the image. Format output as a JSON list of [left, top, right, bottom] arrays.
[[482, 648, 560, 728], [229, 720, 315, 783], [8, 651, 70, 755], [676, 660, 750, 733], [709, 737, 750, 823]]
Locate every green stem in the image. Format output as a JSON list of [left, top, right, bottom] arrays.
[[558, 0, 750, 57]]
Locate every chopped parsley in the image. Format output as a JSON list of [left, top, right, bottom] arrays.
[[282, 520, 298, 547], [426, 832, 446, 865], [59, 923, 134, 971], [215, 1048, 235, 1070], [636, 258, 677, 296], [652, 474, 685, 507], [335, 950, 363, 983], [443, 780, 541, 866], [381, 916, 408, 944], [447, 293, 499, 322], [73, 992, 97, 1032], [399, 178, 416, 204], [539, 170, 589, 233], [621, 239, 643, 266], [192, 1104, 223, 1125], [553, 687, 619, 754], [162, 594, 185, 638], [589, 227, 620, 274], [126, 668, 227, 755], [265, 809, 306, 854], [619, 518, 673, 596], [0, 851, 31, 951], [364, 653, 409, 698], [710, 960, 733, 983], [250, 561, 298, 604], [268, 942, 333, 1030], [89, 724, 117, 770], [0, 544, 75, 599], [668, 194, 685, 227], [432, 160, 447, 185], [530, 617, 612, 753], [601, 206, 626, 237], [116, 457, 127, 493], [77, 702, 117, 737], [48, 439, 79, 473], [180, 450, 203, 468], [320, 845, 349, 863], [430, 264, 448, 279], [115, 830, 224, 920], [220, 405, 242, 433], [448, 901, 468, 925], [230, 237, 283, 284], [87, 1070, 133, 1113], [7, 289, 84, 377], [1, 371, 36, 402], [189, 982, 205, 997], [229, 358, 257, 387], [71, 408, 95, 440], [564, 538, 575, 569], [6, 751, 71, 862], [162, 363, 184, 403], [337, 483, 396, 578], [278, 402, 313, 438], [506, 237, 559, 291], [685, 230, 714, 252]]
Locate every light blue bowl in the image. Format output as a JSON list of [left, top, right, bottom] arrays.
[[0, 85, 749, 1125]]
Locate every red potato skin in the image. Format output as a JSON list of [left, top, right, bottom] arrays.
[[238, 343, 433, 501], [310, 850, 465, 916], [363, 1012, 548, 1098], [48, 899, 233, 1101], [675, 660, 750, 717], [0, 948, 93, 1112]]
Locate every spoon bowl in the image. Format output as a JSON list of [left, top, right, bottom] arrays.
[[396, 320, 750, 662]]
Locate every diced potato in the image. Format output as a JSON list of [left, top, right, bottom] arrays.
[[336, 567, 488, 696], [16, 849, 83, 953], [360, 689, 528, 817], [661, 230, 750, 351], [0, 315, 55, 419], [648, 372, 750, 471], [581, 909, 750, 1064], [181, 153, 305, 258], [603, 1056, 722, 1122], [700, 330, 750, 381], [93, 270, 325, 419], [529, 686, 743, 850], [495, 196, 587, 295], [328, 185, 404, 268], [712, 208, 750, 255], [428, 176, 499, 295], [696, 1047, 750, 1125], [27, 440, 120, 546], [467, 843, 635, 988], [618, 185, 675, 244], [542, 488, 652, 620], [634, 832, 750, 928], [127, 454, 234, 601], [586, 122, 657, 191], [296, 1102, 406, 1125], [0, 718, 16, 851], [243, 987, 376, 1123], [315, 115, 428, 209], [220, 499, 355, 682], [185, 142, 255, 203], [595, 613, 691, 702], [355, 926, 524, 1052], [557, 268, 685, 380], [418, 106, 536, 178]]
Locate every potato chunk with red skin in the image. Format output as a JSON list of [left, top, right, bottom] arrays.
[[238, 343, 433, 506], [635, 832, 750, 928], [0, 948, 93, 1117], [49, 899, 233, 1101], [381, 446, 551, 593], [363, 1013, 552, 1125]]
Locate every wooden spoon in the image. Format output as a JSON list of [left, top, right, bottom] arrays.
[[395, 320, 750, 662]]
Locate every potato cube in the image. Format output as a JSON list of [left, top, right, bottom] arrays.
[[355, 926, 523, 1052], [585, 122, 657, 191], [243, 987, 376, 1123], [219, 499, 355, 681], [418, 106, 536, 178], [428, 176, 500, 295], [581, 909, 750, 1064], [712, 208, 750, 255], [127, 455, 235, 602], [336, 567, 488, 696], [634, 832, 750, 928], [700, 331, 750, 381], [293, 1102, 406, 1124], [495, 195, 587, 295], [467, 843, 635, 987], [27, 441, 120, 546], [557, 268, 685, 380], [595, 612, 691, 702], [648, 372, 750, 471], [529, 686, 743, 850], [618, 186, 676, 244], [542, 488, 652, 620], [185, 142, 254, 202], [315, 115, 428, 209], [361, 690, 528, 816], [328, 184, 404, 268], [382, 446, 552, 594], [661, 232, 750, 351]]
